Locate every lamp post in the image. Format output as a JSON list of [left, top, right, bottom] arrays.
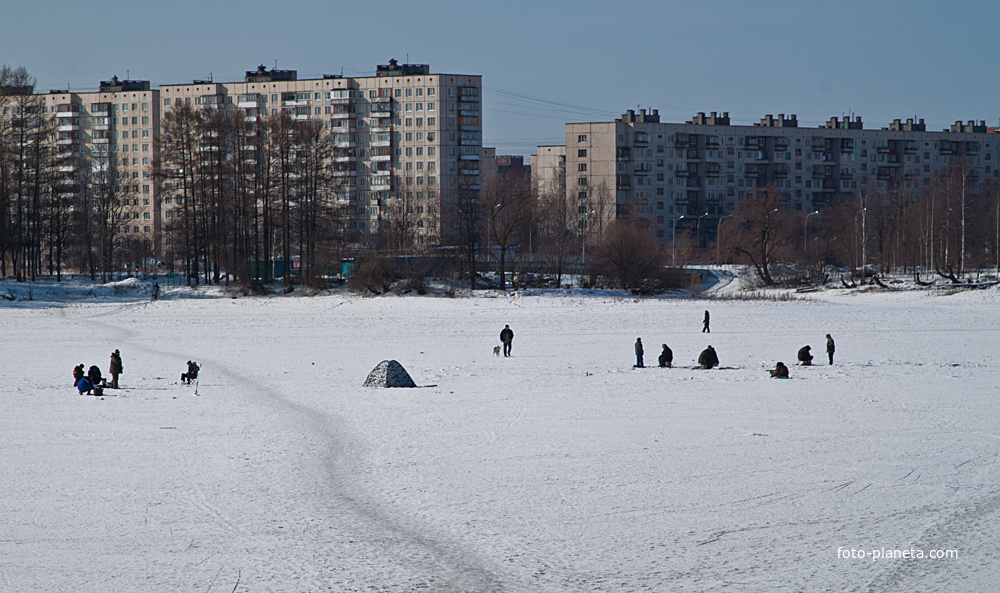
[[803, 210, 820, 254], [581, 210, 595, 267], [696, 212, 709, 250], [671, 215, 686, 267], [716, 213, 733, 264]]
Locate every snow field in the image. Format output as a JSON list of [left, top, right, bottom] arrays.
[[1, 286, 998, 592]]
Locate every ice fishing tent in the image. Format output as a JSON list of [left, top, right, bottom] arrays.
[[363, 360, 417, 388]]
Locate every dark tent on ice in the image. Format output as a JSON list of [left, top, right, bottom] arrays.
[[363, 360, 417, 388]]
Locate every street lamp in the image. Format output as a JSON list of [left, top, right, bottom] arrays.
[[696, 212, 709, 250], [671, 215, 686, 267], [803, 210, 820, 253], [581, 210, 595, 266], [716, 213, 733, 264]]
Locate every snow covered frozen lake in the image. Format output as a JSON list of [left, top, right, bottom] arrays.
[[1, 280, 998, 592]]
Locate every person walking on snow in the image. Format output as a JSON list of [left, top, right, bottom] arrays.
[[658, 344, 673, 368], [499, 325, 514, 357], [635, 338, 645, 368], [702, 310, 710, 333], [826, 334, 835, 365], [109, 350, 123, 389]]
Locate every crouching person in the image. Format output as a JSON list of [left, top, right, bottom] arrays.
[[658, 344, 673, 368], [798, 345, 814, 366], [697, 345, 719, 369], [769, 362, 790, 378]]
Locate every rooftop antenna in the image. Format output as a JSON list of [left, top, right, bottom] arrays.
[[274, 59, 277, 70], [406, 53, 409, 63], [127, 69, 130, 79]]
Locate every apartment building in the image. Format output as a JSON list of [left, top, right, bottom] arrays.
[[159, 60, 482, 248], [542, 109, 1000, 246], [39, 77, 161, 246]]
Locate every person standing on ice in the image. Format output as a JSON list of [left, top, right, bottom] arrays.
[[73, 364, 85, 386], [798, 345, 814, 366], [697, 345, 719, 369], [702, 310, 710, 333], [826, 334, 835, 365], [109, 350, 123, 389], [658, 343, 673, 368], [499, 325, 514, 357], [634, 338, 645, 368]]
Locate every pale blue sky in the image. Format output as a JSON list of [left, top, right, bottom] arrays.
[[3, 1, 998, 157]]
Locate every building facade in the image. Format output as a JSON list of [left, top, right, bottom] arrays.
[[545, 109, 1000, 245], [158, 61, 481, 251], [39, 77, 161, 248], [24, 61, 480, 266]]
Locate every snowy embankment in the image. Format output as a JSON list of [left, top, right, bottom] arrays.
[[1, 279, 998, 592]]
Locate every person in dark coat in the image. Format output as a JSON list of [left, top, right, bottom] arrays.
[[698, 345, 719, 369], [798, 345, 814, 366], [87, 365, 103, 386], [769, 362, 790, 378], [499, 325, 514, 357], [152, 283, 160, 301], [109, 350, 123, 389], [658, 344, 673, 368], [702, 310, 710, 333], [826, 334, 835, 365], [634, 338, 644, 368], [73, 364, 85, 386], [182, 361, 200, 384]]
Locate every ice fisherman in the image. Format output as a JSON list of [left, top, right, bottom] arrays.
[[182, 361, 200, 384], [702, 310, 710, 333], [73, 364, 85, 386], [826, 334, 835, 365], [698, 345, 719, 369], [109, 350, 123, 389], [87, 365, 103, 386], [658, 344, 673, 368], [769, 362, 790, 378], [798, 345, 814, 366], [635, 338, 644, 368]]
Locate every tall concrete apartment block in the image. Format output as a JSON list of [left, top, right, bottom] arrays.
[[159, 60, 482, 247], [40, 77, 161, 243], [547, 109, 999, 245]]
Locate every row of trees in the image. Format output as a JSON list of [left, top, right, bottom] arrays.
[[718, 164, 1000, 286], [158, 104, 347, 286]]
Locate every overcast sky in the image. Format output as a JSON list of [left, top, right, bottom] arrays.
[[3, 1, 998, 157]]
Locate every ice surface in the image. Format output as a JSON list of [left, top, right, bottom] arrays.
[[1, 279, 997, 592]]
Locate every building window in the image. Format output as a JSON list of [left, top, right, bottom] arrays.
[[578, 135, 587, 143], [578, 177, 587, 186], [578, 149, 587, 157], [578, 163, 587, 171]]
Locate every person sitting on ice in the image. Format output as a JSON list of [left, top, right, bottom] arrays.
[[769, 362, 790, 378], [658, 344, 673, 368], [182, 361, 200, 384], [697, 345, 719, 369], [797, 345, 814, 366]]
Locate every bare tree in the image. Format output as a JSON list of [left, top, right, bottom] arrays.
[[594, 219, 666, 289], [480, 175, 533, 291], [719, 185, 796, 286]]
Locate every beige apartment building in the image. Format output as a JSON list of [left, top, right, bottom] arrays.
[[24, 60, 480, 265], [538, 109, 1000, 246], [158, 60, 482, 250], [40, 77, 161, 248]]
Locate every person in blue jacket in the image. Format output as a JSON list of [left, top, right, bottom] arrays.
[[76, 376, 93, 395]]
